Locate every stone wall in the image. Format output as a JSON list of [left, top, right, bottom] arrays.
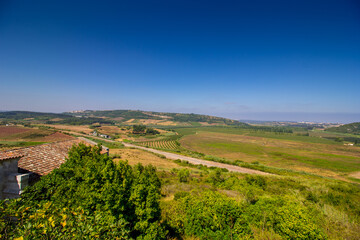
[[0, 157, 29, 199]]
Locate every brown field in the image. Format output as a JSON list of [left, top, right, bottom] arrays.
[[111, 148, 185, 170], [124, 118, 191, 126], [44, 124, 93, 134], [98, 126, 130, 135], [0, 126, 31, 138], [180, 131, 360, 180], [111, 117, 124, 121], [50, 118, 64, 121], [36, 132, 75, 142], [349, 171, 360, 179], [0, 126, 75, 147], [125, 119, 136, 123], [156, 121, 179, 126], [0, 126, 55, 141]]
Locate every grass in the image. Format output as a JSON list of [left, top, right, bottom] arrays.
[[268, 152, 360, 172], [0, 140, 46, 149], [175, 126, 346, 144], [110, 148, 188, 171], [177, 129, 360, 181], [84, 137, 125, 149], [159, 165, 360, 239]]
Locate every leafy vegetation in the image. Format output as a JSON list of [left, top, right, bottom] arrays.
[[66, 110, 249, 126], [1, 144, 166, 239], [1, 141, 360, 239], [0, 141, 46, 150], [326, 122, 360, 135], [161, 168, 360, 240], [0, 111, 72, 121], [0, 111, 114, 125]]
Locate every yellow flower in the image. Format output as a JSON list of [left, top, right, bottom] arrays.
[[14, 237, 24, 240], [61, 221, 67, 227], [48, 216, 55, 227]]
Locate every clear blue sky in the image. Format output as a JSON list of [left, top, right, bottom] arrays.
[[0, 0, 359, 123]]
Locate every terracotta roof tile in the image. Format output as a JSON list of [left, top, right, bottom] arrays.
[[0, 138, 100, 176], [0, 151, 24, 161], [14, 139, 83, 175]]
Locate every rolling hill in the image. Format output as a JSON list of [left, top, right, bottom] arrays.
[[326, 122, 360, 134], [0, 110, 248, 127], [66, 110, 248, 126]]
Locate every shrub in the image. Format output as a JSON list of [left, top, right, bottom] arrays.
[[178, 169, 190, 183], [3, 143, 166, 239]]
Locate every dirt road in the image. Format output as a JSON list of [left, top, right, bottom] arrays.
[[65, 130, 271, 175], [122, 142, 272, 176]]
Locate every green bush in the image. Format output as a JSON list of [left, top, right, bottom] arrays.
[[178, 169, 190, 183], [2, 143, 166, 239]]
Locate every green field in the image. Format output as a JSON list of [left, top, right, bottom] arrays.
[[0, 140, 46, 149], [174, 127, 360, 181], [2, 143, 360, 239]]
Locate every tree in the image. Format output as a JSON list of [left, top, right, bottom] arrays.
[[133, 125, 146, 134], [2, 143, 166, 239], [178, 169, 190, 183], [146, 128, 160, 135]]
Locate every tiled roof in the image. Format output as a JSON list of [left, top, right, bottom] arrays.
[[16, 139, 84, 176], [0, 151, 24, 161], [0, 138, 108, 176]]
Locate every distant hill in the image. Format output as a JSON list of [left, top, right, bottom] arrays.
[[0, 110, 248, 127], [0, 111, 113, 125], [67, 110, 248, 126], [326, 122, 360, 135], [0, 111, 71, 120]]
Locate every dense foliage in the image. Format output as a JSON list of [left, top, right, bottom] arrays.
[[0, 111, 72, 120], [132, 125, 147, 134], [66, 109, 248, 126], [161, 171, 360, 240], [0, 111, 114, 125], [326, 122, 360, 135], [0, 144, 165, 239]]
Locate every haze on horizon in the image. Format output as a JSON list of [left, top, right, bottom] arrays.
[[0, 0, 359, 123]]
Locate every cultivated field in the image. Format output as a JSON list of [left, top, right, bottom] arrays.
[[110, 148, 185, 170], [179, 130, 360, 181], [0, 125, 75, 150], [98, 125, 129, 135], [0, 126, 31, 138], [44, 124, 93, 134], [136, 140, 180, 150]]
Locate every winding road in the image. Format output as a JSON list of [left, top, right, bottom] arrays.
[[122, 142, 272, 176], [70, 131, 271, 175]]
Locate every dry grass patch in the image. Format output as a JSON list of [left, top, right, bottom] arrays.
[[125, 119, 135, 123], [111, 148, 184, 170], [98, 126, 130, 135], [349, 171, 360, 179], [36, 132, 75, 142], [44, 124, 93, 134]]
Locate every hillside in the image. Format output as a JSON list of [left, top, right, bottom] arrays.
[[0, 111, 114, 125], [0, 111, 72, 120], [67, 110, 249, 126], [326, 122, 360, 134], [0, 110, 248, 126]]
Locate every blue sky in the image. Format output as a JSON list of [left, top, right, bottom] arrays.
[[0, 0, 359, 123]]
